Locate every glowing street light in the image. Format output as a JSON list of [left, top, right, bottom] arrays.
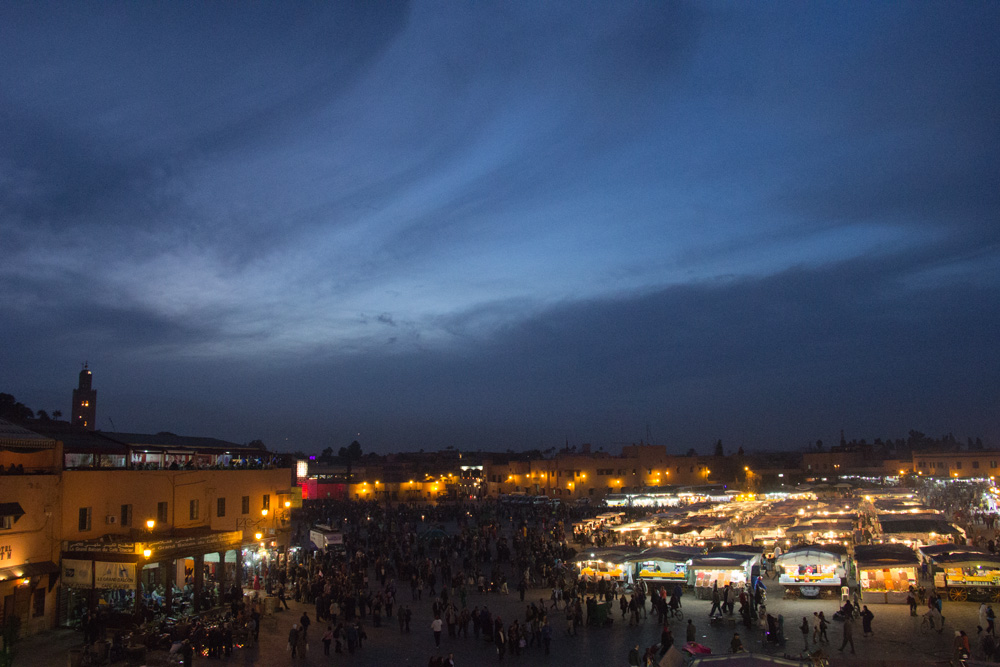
[[146, 519, 156, 530]]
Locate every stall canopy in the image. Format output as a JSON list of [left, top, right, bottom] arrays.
[[624, 546, 705, 563], [854, 544, 919, 568]]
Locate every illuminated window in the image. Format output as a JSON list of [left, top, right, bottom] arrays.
[[0, 516, 11, 530], [262, 494, 270, 510]]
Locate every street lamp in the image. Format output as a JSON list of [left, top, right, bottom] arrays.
[[143, 548, 152, 559], [146, 519, 156, 530]]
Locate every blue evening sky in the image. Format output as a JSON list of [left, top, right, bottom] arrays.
[[1, 2, 997, 453]]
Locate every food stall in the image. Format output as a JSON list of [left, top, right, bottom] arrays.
[[626, 546, 705, 585], [854, 544, 919, 604], [920, 546, 1000, 602], [776, 545, 847, 598], [573, 545, 645, 582], [690, 553, 757, 599]]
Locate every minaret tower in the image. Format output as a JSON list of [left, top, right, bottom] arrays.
[[71, 363, 97, 430]]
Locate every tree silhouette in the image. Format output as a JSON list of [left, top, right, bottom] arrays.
[[338, 441, 363, 482]]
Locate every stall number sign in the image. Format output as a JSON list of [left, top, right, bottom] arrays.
[[0, 545, 10, 561]]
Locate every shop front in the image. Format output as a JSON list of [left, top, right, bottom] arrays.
[[573, 546, 645, 583], [690, 554, 754, 598], [921, 547, 1000, 602], [776, 546, 846, 598], [626, 546, 704, 586], [61, 529, 245, 627], [854, 544, 919, 604]]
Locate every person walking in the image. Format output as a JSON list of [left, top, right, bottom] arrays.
[[860, 605, 874, 637], [812, 612, 820, 644], [838, 617, 856, 655], [686, 619, 696, 643], [800, 616, 810, 650], [818, 611, 829, 643], [288, 624, 300, 658], [299, 612, 311, 643], [432, 615, 443, 648], [628, 645, 641, 667], [709, 583, 722, 618]]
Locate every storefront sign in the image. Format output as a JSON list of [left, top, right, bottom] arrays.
[[65, 541, 136, 554], [95, 561, 136, 589], [62, 559, 94, 587]]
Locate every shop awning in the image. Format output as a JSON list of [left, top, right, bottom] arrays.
[[0, 560, 59, 582]]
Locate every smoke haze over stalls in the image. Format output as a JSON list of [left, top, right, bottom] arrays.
[[1, 3, 998, 453]]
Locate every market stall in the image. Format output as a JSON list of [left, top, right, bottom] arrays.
[[626, 546, 705, 584], [920, 546, 1000, 602], [573, 545, 645, 582], [775, 545, 846, 598], [690, 553, 756, 598], [854, 544, 919, 604]]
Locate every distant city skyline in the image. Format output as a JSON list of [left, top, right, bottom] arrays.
[[1, 3, 997, 453]]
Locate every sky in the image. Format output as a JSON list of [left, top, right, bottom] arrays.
[[1, 2, 998, 455]]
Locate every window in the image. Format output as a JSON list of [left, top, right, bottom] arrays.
[[78, 507, 92, 532], [120, 504, 132, 527], [992, 461, 998, 469], [217, 498, 226, 518], [241, 496, 250, 514], [647, 469, 653, 475], [32, 589, 45, 618], [973, 461, 980, 469], [157, 501, 168, 523], [189, 499, 199, 520], [588, 488, 594, 495], [262, 494, 270, 511], [956, 462, 963, 470], [0, 516, 11, 530]]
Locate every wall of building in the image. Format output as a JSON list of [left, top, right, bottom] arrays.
[[0, 474, 61, 636], [60, 468, 292, 543]]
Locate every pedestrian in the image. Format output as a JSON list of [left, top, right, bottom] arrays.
[[432, 615, 443, 648], [299, 611, 311, 642], [812, 612, 820, 644], [181, 639, 194, 667], [629, 645, 641, 667], [838, 617, 855, 655], [686, 619, 696, 643], [818, 611, 829, 643], [709, 582, 722, 617], [954, 630, 970, 661], [860, 605, 874, 637], [322, 625, 333, 656], [288, 624, 300, 658], [731, 632, 744, 653], [800, 616, 809, 649]]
